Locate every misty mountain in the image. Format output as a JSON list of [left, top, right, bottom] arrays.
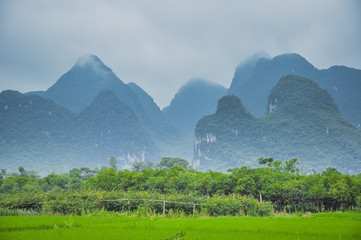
[[29, 55, 184, 156], [0, 90, 159, 174], [227, 53, 361, 128], [42, 55, 141, 112], [228, 52, 270, 92], [127, 82, 179, 140], [31, 55, 154, 132], [195, 75, 361, 173], [163, 78, 227, 135], [127, 82, 192, 159]]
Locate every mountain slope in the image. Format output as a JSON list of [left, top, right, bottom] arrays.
[[227, 53, 361, 128], [163, 78, 227, 135], [228, 52, 270, 94], [30, 55, 184, 158], [35, 55, 153, 131], [127, 82, 179, 139], [0, 90, 80, 172], [195, 75, 361, 173], [0, 90, 159, 173], [44, 55, 138, 112], [79, 90, 159, 167]]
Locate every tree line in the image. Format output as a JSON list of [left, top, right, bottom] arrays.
[[1, 157, 360, 215]]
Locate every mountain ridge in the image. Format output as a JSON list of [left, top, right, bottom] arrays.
[[195, 75, 361, 173], [0, 89, 159, 174], [227, 53, 361, 128], [163, 78, 227, 135]]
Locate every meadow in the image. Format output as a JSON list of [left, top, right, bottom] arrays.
[[1, 212, 360, 240]]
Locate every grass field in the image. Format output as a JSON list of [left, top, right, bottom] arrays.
[[0, 212, 360, 240]]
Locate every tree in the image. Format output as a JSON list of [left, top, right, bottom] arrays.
[[325, 167, 340, 175], [69, 168, 81, 178], [0, 169, 6, 179], [157, 157, 191, 170], [131, 160, 154, 172], [284, 158, 299, 173], [258, 157, 274, 166], [17, 166, 40, 178], [109, 156, 118, 171], [80, 167, 98, 180], [131, 161, 146, 172], [18, 166, 25, 177]]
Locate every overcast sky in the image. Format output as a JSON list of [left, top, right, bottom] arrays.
[[0, 0, 360, 108]]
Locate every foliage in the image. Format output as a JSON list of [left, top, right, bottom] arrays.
[[131, 160, 154, 172], [157, 157, 191, 170], [109, 156, 118, 171], [0, 163, 360, 215]]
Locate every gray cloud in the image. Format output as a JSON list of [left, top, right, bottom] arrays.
[[0, 0, 360, 108]]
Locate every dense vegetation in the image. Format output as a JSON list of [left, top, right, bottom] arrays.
[[1, 158, 360, 216], [195, 75, 361, 172], [32, 55, 183, 159], [227, 53, 361, 128], [3, 54, 361, 176], [0, 89, 159, 173]]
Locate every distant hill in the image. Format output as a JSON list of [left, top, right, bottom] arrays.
[[227, 53, 361, 128], [163, 78, 227, 135], [195, 75, 361, 173], [127, 82, 188, 159], [41, 55, 142, 112], [0, 90, 159, 174], [127, 82, 179, 141], [30, 55, 158, 134], [28, 55, 182, 157]]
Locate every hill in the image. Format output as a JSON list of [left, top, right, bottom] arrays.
[[195, 75, 361, 173], [31, 55, 160, 135], [227, 53, 361, 128], [163, 78, 227, 135], [0, 90, 159, 174], [127, 82, 179, 141], [29, 55, 183, 158]]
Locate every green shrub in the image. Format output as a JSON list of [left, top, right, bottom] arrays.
[[0, 207, 41, 216]]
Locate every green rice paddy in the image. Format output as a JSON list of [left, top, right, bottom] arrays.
[[1, 212, 360, 240]]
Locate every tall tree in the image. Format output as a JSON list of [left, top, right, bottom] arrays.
[[109, 156, 118, 171], [157, 157, 191, 170]]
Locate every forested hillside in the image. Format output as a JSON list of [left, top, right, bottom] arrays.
[[0, 90, 159, 173], [195, 75, 361, 173], [228, 53, 361, 128]]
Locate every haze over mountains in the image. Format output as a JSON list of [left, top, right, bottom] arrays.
[[0, 89, 159, 173], [228, 53, 361, 128], [195, 75, 361, 173], [163, 78, 227, 135], [1, 53, 360, 174]]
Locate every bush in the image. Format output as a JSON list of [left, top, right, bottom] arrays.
[[204, 194, 274, 216], [0, 207, 41, 216], [0, 192, 43, 211], [42, 190, 97, 215]]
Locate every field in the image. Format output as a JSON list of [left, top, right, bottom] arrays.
[[0, 212, 360, 240]]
